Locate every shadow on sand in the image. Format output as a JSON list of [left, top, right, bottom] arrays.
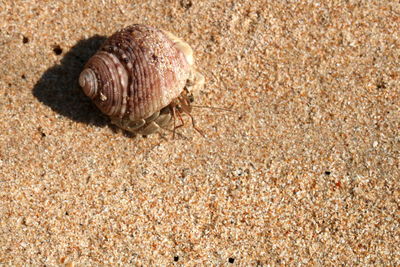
[[33, 35, 109, 127]]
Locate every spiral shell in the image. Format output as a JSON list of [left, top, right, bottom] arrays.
[[79, 24, 203, 135]]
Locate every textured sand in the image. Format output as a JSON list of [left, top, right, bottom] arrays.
[[0, 1, 399, 265]]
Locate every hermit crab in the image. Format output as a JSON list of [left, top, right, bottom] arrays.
[[79, 24, 204, 135]]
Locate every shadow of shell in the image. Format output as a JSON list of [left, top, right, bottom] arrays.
[[33, 35, 109, 127]]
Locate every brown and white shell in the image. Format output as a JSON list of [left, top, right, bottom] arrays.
[[79, 24, 203, 135]]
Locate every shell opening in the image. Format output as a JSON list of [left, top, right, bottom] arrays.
[[162, 30, 194, 66], [79, 68, 98, 98]]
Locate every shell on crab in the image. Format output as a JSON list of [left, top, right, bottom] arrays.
[[79, 24, 204, 135]]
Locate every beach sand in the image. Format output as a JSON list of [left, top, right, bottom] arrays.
[[0, 1, 399, 265]]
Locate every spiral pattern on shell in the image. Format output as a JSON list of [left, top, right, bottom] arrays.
[[79, 24, 192, 122]]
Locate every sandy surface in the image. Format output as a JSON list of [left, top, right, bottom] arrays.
[[1, 0, 399, 265]]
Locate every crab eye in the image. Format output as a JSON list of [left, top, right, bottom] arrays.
[[188, 94, 195, 103]]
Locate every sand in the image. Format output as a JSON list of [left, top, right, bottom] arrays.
[[0, 0, 399, 265]]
